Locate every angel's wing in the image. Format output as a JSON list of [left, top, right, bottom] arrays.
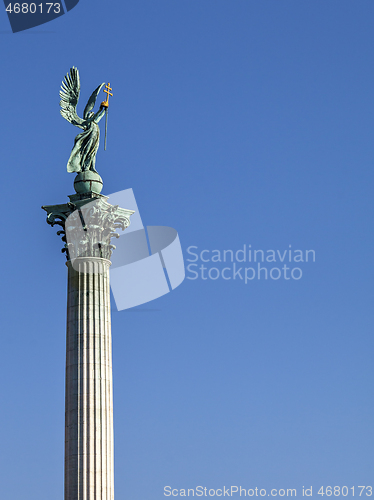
[[60, 67, 85, 128], [83, 83, 105, 120]]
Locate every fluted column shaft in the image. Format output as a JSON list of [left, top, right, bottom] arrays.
[[42, 193, 133, 500], [65, 257, 114, 500]]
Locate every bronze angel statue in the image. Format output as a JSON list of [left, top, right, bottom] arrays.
[[60, 67, 107, 173]]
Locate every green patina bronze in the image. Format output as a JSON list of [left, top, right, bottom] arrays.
[[60, 67, 106, 175]]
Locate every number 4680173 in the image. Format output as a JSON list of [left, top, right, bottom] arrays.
[[5, 3, 61, 14], [318, 487, 372, 497]]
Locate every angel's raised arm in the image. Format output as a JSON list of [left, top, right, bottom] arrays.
[[93, 105, 106, 124]]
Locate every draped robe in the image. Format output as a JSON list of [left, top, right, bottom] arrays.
[[67, 107, 105, 173]]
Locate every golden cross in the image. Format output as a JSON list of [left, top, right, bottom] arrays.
[[101, 83, 113, 150], [101, 83, 113, 108]]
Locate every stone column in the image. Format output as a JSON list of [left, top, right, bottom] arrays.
[[65, 257, 114, 500], [42, 191, 134, 500]]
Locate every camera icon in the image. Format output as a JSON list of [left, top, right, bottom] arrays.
[[65, 188, 185, 311]]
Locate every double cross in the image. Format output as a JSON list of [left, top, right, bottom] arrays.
[[102, 83, 113, 150], [101, 83, 113, 109]]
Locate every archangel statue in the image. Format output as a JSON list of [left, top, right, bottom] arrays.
[[60, 67, 107, 173]]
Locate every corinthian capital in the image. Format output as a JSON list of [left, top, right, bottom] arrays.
[[42, 194, 134, 263]]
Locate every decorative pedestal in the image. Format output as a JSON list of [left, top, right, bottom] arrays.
[[42, 191, 134, 500]]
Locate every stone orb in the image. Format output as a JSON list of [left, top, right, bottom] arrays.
[[74, 171, 103, 195]]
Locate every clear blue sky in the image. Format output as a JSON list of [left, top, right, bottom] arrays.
[[0, 1, 373, 499]]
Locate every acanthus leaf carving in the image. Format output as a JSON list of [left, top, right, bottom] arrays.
[[42, 197, 134, 261]]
